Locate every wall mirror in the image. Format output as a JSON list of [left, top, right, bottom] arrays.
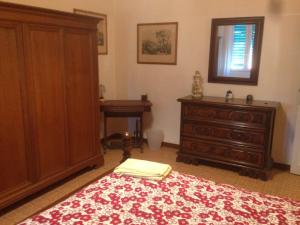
[[208, 17, 264, 85]]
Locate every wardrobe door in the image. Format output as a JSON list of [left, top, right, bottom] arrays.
[[0, 22, 32, 197], [23, 24, 68, 179], [64, 29, 99, 165]]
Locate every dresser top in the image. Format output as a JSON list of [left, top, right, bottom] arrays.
[[178, 95, 280, 109]]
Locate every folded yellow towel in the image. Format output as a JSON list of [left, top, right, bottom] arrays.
[[135, 166, 172, 181], [114, 158, 172, 181]]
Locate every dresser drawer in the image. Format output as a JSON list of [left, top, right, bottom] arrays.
[[181, 138, 264, 168], [182, 104, 269, 127], [182, 121, 265, 147]]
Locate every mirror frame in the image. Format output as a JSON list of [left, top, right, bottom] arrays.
[[208, 17, 264, 85]]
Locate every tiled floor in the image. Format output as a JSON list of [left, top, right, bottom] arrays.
[[1, 146, 300, 224]]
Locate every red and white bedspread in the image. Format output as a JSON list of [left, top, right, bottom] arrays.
[[19, 171, 300, 225]]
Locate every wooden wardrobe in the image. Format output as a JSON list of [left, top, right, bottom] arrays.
[[0, 2, 103, 209]]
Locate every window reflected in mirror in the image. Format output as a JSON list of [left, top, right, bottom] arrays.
[[217, 24, 255, 78], [208, 17, 264, 85]]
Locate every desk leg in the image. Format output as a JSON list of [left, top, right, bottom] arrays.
[[140, 114, 144, 153], [103, 114, 107, 153]]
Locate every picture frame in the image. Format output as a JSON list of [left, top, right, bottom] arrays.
[[74, 9, 108, 55], [137, 22, 178, 65]]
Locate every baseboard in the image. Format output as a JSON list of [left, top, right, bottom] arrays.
[[273, 162, 290, 171], [162, 142, 180, 149], [142, 138, 179, 149]]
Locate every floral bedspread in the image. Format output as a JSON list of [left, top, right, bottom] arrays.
[[19, 171, 300, 225]]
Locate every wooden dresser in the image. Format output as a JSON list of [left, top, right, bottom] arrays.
[[0, 2, 103, 209], [177, 96, 279, 180]]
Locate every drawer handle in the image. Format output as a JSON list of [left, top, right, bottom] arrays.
[[233, 132, 246, 140]]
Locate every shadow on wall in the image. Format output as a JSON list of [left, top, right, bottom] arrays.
[[103, 118, 129, 136], [272, 104, 295, 164], [143, 111, 153, 137], [127, 112, 153, 138], [268, 0, 283, 15]]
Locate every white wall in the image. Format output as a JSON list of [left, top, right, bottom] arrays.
[[4, 0, 117, 99], [291, 105, 300, 174], [6, 0, 300, 164], [114, 0, 300, 164]]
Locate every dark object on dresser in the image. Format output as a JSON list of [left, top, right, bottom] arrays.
[[0, 2, 103, 210], [177, 95, 279, 180], [246, 94, 254, 103], [141, 94, 148, 101]]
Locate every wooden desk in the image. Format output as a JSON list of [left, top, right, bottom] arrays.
[[100, 100, 152, 151]]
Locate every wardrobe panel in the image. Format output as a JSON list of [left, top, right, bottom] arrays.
[[0, 22, 31, 193], [64, 29, 97, 165], [23, 25, 68, 179]]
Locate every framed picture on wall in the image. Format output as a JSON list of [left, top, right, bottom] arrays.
[[74, 9, 108, 55], [137, 22, 178, 65]]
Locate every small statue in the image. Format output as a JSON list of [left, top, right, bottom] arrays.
[[99, 84, 106, 100], [192, 70, 203, 98]]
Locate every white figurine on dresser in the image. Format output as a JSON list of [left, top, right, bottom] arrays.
[[192, 70, 203, 98]]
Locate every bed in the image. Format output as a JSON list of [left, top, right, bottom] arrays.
[[18, 170, 300, 225]]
